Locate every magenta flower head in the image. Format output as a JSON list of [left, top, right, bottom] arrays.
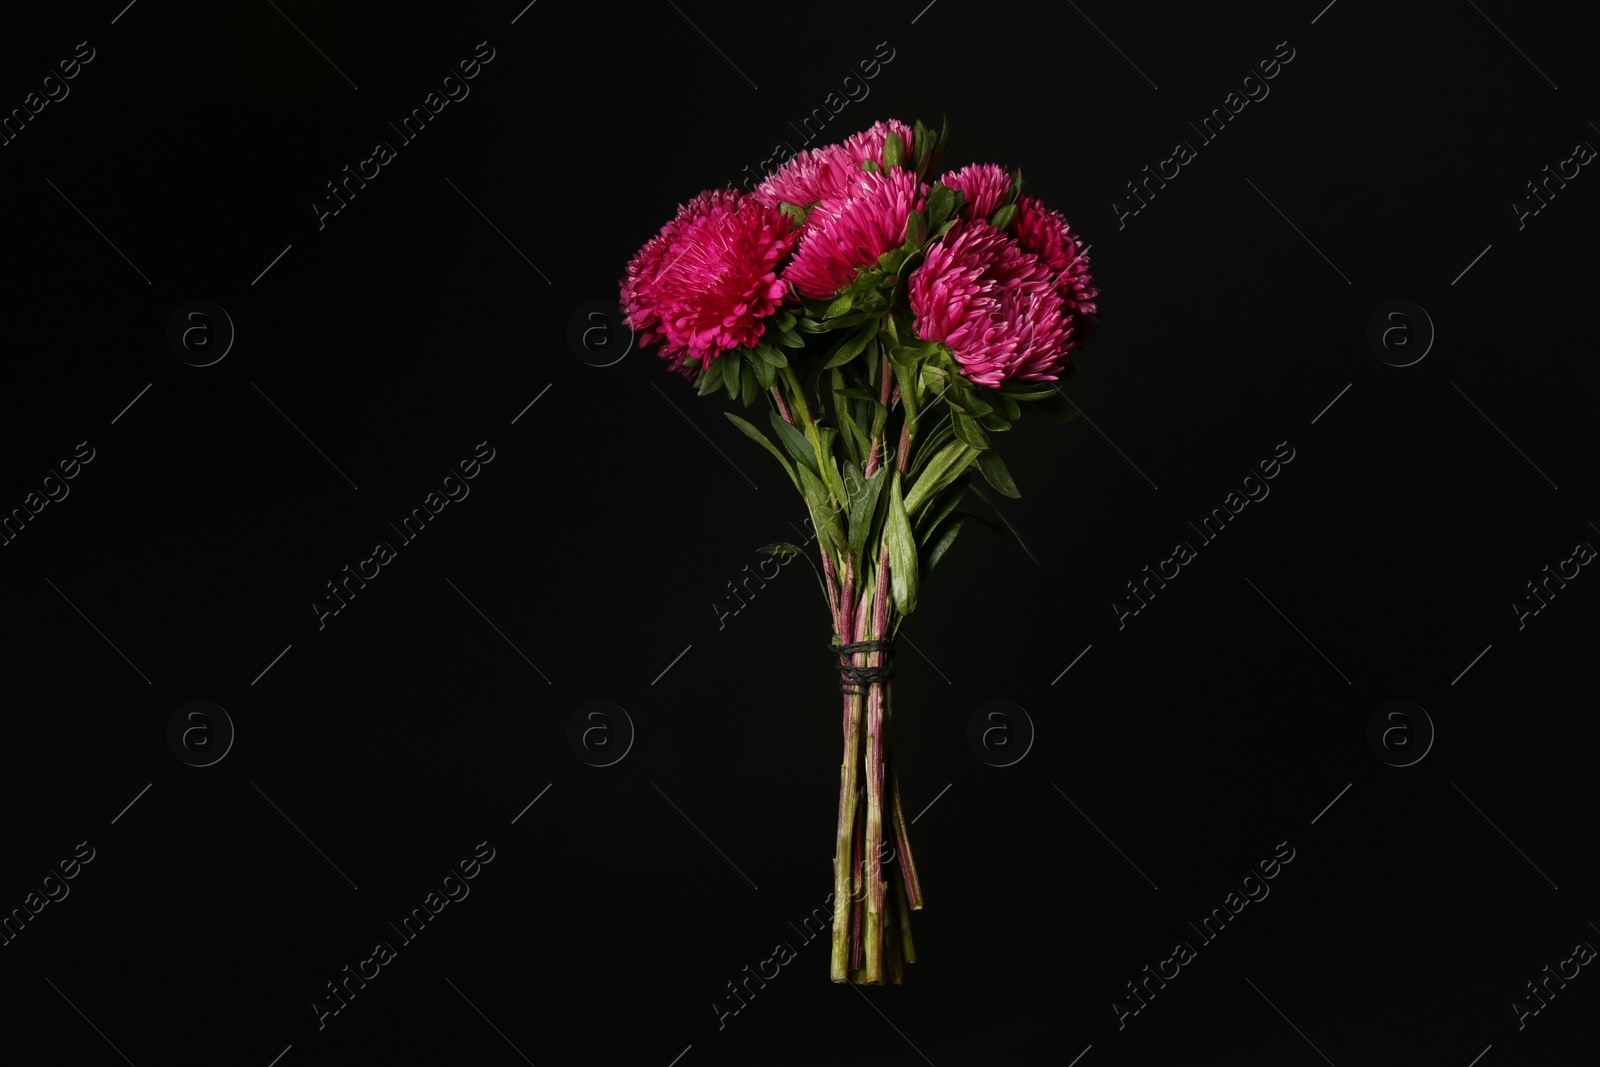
[[783, 167, 927, 300], [940, 163, 1011, 222], [752, 145, 859, 215], [838, 119, 915, 168], [1013, 195, 1099, 344], [909, 219, 1069, 387], [752, 119, 917, 217], [620, 188, 799, 378]]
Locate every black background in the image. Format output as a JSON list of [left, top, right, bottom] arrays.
[[2, 1, 1598, 1064]]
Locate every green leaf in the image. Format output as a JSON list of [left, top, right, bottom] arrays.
[[768, 410, 818, 472], [908, 416, 955, 479], [814, 310, 875, 331], [926, 184, 957, 230], [861, 159, 881, 173], [814, 426, 847, 508], [773, 328, 806, 349], [903, 441, 978, 517], [797, 463, 845, 558], [978, 411, 1011, 431], [892, 358, 921, 432], [773, 310, 796, 332], [725, 412, 799, 491], [836, 400, 866, 469], [753, 341, 788, 367], [752, 353, 776, 391], [991, 390, 1021, 420], [916, 474, 968, 542], [856, 290, 889, 313], [886, 344, 919, 369], [740, 358, 761, 406], [836, 386, 884, 404], [883, 130, 905, 169], [697, 353, 725, 396], [902, 209, 928, 250], [887, 337, 939, 369], [880, 311, 902, 348], [951, 411, 990, 450], [848, 465, 888, 571], [860, 333, 882, 370], [911, 119, 932, 175], [838, 367, 864, 467], [989, 203, 1018, 231], [976, 450, 1020, 498], [953, 387, 993, 417], [824, 290, 855, 319], [824, 319, 879, 369], [885, 471, 919, 616], [926, 518, 963, 573], [779, 201, 808, 227]]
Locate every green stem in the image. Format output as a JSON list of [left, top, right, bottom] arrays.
[[782, 362, 844, 515], [780, 363, 817, 431], [830, 686, 864, 982], [830, 580, 873, 982], [892, 852, 917, 963]]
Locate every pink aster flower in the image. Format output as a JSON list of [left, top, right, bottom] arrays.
[[838, 119, 915, 169], [783, 167, 927, 300], [909, 219, 1070, 386], [619, 189, 799, 378], [751, 144, 859, 214], [941, 163, 1011, 222], [1013, 195, 1099, 344], [752, 119, 917, 214]]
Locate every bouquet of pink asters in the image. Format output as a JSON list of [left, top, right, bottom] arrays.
[[620, 118, 1098, 985]]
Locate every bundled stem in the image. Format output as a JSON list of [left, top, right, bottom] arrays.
[[850, 787, 865, 971], [863, 707, 885, 980], [766, 326, 947, 984], [823, 351, 927, 984], [831, 687, 864, 976]]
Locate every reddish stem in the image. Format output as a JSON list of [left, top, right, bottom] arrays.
[[770, 384, 793, 425], [890, 760, 924, 910], [819, 550, 842, 653]]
